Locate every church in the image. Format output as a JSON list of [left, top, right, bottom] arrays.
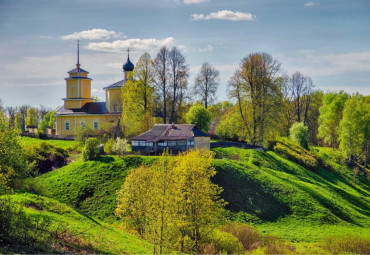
[[55, 41, 134, 136]]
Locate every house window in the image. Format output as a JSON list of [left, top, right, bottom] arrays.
[[80, 119, 86, 127], [132, 140, 139, 146], [146, 142, 153, 147], [64, 120, 70, 131], [139, 141, 146, 146], [187, 140, 194, 146], [93, 119, 99, 130], [168, 141, 177, 146], [158, 141, 167, 147], [177, 140, 186, 146]]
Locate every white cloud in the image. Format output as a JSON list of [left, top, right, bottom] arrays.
[[86, 37, 178, 53], [184, 0, 209, 4], [191, 10, 255, 21], [304, 2, 318, 7], [60, 29, 123, 40]]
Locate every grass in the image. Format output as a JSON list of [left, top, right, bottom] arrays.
[[0, 193, 152, 254], [25, 155, 158, 220], [25, 143, 370, 249], [20, 136, 81, 152]]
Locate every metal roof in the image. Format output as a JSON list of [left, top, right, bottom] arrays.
[[104, 79, 126, 89], [68, 67, 89, 74], [55, 102, 108, 115], [132, 124, 209, 142]]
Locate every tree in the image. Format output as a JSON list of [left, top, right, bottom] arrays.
[[113, 137, 128, 157], [116, 149, 225, 254], [290, 122, 309, 150], [186, 105, 212, 132], [193, 62, 220, 109], [82, 138, 99, 161], [25, 107, 39, 127], [318, 91, 348, 148], [18, 105, 30, 132], [228, 53, 283, 146], [122, 53, 155, 137], [6, 107, 17, 129], [38, 110, 56, 133], [168, 47, 189, 124], [339, 94, 370, 166], [154, 46, 170, 124]]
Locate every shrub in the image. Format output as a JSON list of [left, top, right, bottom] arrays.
[[263, 235, 296, 254], [186, 104, 212, 132], [104, 138, 115, 155], [323, 234, 370, 254], [82, 138, 99, 161], [76, 126, 91, 146], [222, 222, 261, 251], [113, 138, 128, 157], [290, 122, 309, 150], [200, 229, 244, 255]]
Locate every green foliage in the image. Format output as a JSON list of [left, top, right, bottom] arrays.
[[200, 229, 244, 255], [38, 110, 56, 132], [25, 107, 39, 127], [19, 136, 80, 152], [263, 235, 296, 254], [215, 107, 247, 141], [339, 94, 370, 165], [289, 122, 309, 149], [322, 234, 370, 254], [318, 91, 349, 147], [82, 138, 99, 161], [186, 104, 212, 132], [25, 156, 154, 219], [25, 142, 68, 175], [104, 138, 115, 155], [222, 222, 261, 251], [0, 193, 153, 254], [14, 113, 23, 131], [75, 126, 92, 145], [113, 137, 128, 156]]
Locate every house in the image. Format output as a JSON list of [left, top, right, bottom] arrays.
[[54, 41, 134, 136], [131, 124, 210, 153]]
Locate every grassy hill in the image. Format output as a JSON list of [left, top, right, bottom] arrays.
[[24, 142, 370, 246], [0, 193, 152, 254]]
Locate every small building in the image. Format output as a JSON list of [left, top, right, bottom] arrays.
[[131, 124, 210, 154], [26, 125, 38, 134]]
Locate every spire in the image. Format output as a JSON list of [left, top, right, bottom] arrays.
[[76, 40, 80, 70]]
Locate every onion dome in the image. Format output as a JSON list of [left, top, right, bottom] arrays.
[[123, 55, 134, 72]]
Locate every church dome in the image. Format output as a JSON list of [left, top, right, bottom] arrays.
[[123, 56, 134, 72]]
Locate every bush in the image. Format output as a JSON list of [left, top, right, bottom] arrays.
[[200, 229, 245, 255], [76, 126, 91, 146], [263, 235, 296, 254], [82, 138, 99, 161], [104, 138, 115, 155], [222, 222, 261, 251], [290, 122, 309, 150], [186, 104, 212, 132], [113, 138, 128, 157], [323, 234, 370, 254]]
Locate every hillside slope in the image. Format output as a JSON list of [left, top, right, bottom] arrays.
[[0, 193, 152, 254], [26, 146, 370, 242]]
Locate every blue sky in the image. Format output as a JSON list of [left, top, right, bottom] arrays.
[[0, 0, 369, 109]]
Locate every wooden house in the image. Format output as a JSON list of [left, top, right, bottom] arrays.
[[131, 124, 210, 154]]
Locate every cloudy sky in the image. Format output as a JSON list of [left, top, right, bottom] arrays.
[[0, 0, 369, 108]]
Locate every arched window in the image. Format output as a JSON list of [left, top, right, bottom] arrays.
[[64, 120, 70, 131], [93, 119, 99, 130], [80, 119, 86, 127]]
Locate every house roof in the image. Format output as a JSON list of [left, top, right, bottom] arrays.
[[132, 124, 210, 142], [104, 79, 126, 89], [68, 67, 89, 74], [55, 102, 109, 115]]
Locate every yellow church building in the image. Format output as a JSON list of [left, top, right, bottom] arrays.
[[55, 41, 134, 136]]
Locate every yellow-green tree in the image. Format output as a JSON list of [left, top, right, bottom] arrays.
[[116, 149, 225, 254], [25, 107, 39, 127], [122, 53, 155, 137]]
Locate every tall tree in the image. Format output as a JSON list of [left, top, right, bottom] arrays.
[[154, 46, 170, 124], [228, 53, 283, 146], [318, 91, 348, 148], [339, 94, 370, 166], [186, 104, 212, 132], [122, 53, 155, 137], [287, 72, 314, 124], [193, 62, 220, 109], [6, 107, 16, 129], [168, 47, 189, 124], [18, 105, 30, 132], [25, 107, 39, 127]]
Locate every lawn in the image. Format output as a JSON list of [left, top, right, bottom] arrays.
[[20, 136, 81, 152]]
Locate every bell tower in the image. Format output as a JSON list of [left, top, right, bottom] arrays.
[[63, 40, 93, 109]]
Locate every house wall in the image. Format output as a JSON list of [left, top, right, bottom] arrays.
[[194, 137, 210, 150], [55, 114, 119, 135]]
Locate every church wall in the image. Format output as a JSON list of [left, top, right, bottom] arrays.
[[106, 88, 122, 112]]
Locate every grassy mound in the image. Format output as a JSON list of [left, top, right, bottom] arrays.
[[25, 156, 157, 220], [0, 193, 152, 254], [20, 136, 81, 152]]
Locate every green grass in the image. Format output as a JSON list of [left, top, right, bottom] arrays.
[[25, 145, 370, 246], [0, 193, 152, 254], [20, 136, 81, 152], [25, 155, 158, 220]]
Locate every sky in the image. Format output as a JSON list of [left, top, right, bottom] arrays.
[[0, 0, 369, 109]]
